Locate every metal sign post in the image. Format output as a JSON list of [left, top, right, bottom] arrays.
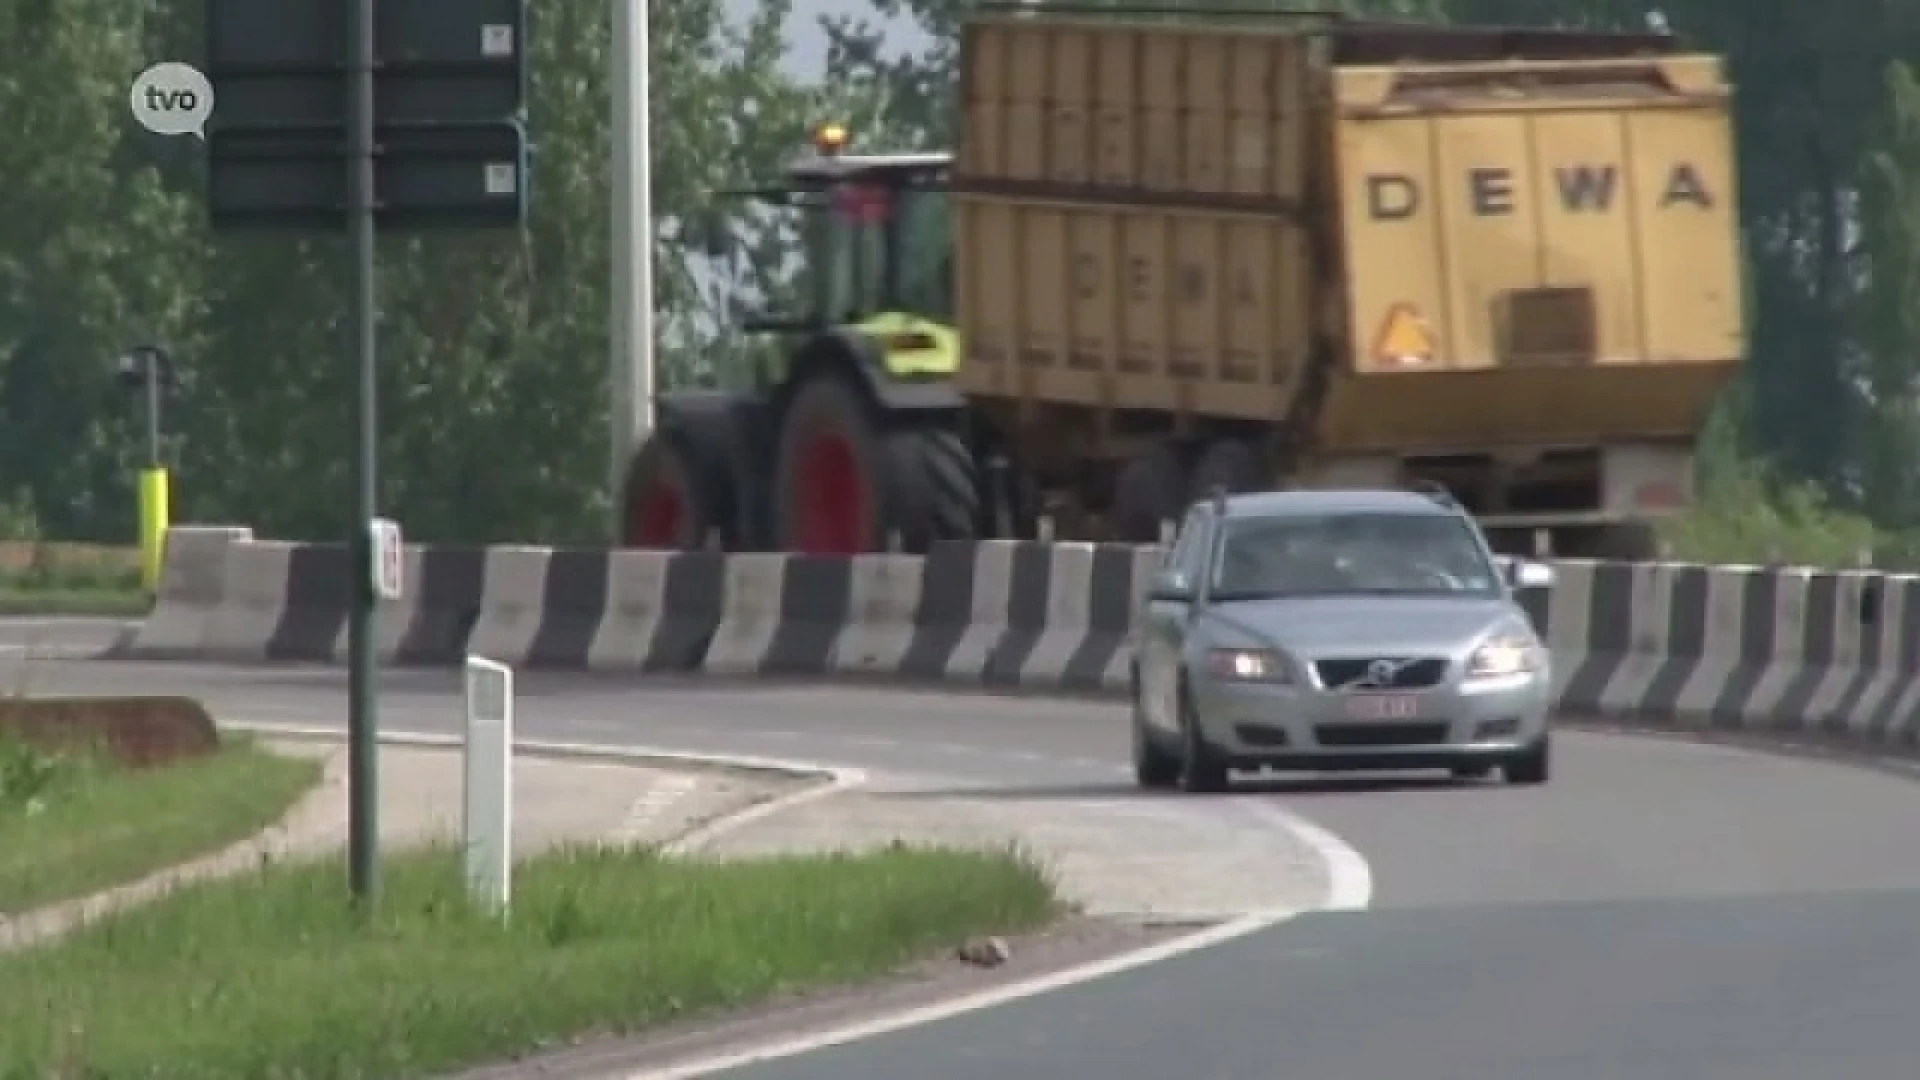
[[345, 0, 381, 907], [195, 0, 531, 908]]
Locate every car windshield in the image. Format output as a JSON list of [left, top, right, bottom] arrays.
[[1209, 511, 1501, 599]]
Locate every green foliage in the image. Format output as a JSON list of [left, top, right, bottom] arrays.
[[0, 0, 204, 545], [1661, 458, 1881, 568], [2, 0, 827, 546], [0, 739, 92, 816]]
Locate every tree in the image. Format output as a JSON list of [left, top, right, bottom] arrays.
[[0, 0, 829, 545], [0, 0, 206, 543], [1852, 61, 1920, 528]]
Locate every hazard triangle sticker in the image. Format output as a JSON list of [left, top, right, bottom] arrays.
[[1372, 304, 1435, 366]]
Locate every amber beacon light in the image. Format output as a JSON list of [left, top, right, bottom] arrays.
[[813, 122, 849, 156]]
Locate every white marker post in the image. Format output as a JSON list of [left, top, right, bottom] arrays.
[[462, 656, 514, 917], [128, 62, 215, 139]]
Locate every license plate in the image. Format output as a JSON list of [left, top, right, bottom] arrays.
[[1344, 694, 1419, 720]]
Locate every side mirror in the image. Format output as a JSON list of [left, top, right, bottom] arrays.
[[1511, 560, 1555, 589], [1148, 568, 1193, 602]]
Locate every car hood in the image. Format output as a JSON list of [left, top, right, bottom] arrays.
[[1201, 594, 1521, 656]]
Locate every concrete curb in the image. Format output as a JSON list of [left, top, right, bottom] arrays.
[[220, 721, 870, 857]]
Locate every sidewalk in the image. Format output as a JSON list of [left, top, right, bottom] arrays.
[[0, 737, 810, 951]]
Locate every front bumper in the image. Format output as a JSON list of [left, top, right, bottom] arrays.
[[1187, 671, 1552, 770]]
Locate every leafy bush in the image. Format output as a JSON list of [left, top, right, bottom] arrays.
[[1660, 461, 1882, 568], [0, 739, 93, 815]]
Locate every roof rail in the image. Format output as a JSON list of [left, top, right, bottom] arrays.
[[1404, 479, 1461, 509]]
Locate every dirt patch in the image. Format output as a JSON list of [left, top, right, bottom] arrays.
[[0, 697, 218, 767], [444, 913, 1200, 1080]]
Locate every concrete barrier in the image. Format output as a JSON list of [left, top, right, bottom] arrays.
[[126, 526, 253, 658], [124, 528, 1920, 745]]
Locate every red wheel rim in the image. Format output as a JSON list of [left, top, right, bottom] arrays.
[[796, 431, 867, 554], [629, 483, 685, 548]]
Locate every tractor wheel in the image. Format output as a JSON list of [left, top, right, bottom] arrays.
[[1189, 438, 1266, 502], [771, 374, 984, 554], [772, 375, 889, 553], [884, 424, 981, 552], [622, 402, 743, 549], [1112, 443, 1189, 543]]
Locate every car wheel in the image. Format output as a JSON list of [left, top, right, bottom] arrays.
[[1503, 736, 1550, 786], [1177, 687, 1231, 794], [1449, 761, 1493, 781], [1131, 691, 1181, 790]]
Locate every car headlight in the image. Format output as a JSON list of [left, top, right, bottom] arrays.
[[1204, 648, 1290, 682], [1467, 633, 1541, 678]]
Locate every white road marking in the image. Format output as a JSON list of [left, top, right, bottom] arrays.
[[1241, 798, 1375, 911]]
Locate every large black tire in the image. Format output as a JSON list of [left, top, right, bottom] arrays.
[[1188, 438, 1266, 502], [623, 399, 745, 549], [771, 373, 982, 554], [1112, 444, 1189, 544], [884, 424, 981, 552]]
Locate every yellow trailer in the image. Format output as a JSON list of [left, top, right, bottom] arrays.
[[952, 13, 1743, 555]]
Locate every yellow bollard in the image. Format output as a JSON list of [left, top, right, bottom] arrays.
[[138, 467, 170, 594]]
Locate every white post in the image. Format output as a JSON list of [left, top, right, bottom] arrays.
[[462, 655, 514, 917], [609, 0, 656, 537]]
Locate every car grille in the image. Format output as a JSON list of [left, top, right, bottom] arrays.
[[1315, 722, 1450, 747], [1313, 656, 1448, 690]]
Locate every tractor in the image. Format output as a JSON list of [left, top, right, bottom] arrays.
[[624, 125, 1008, 554]]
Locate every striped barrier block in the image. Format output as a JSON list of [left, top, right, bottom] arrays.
[[124, 525, 254, 658], [126, 527, 1920, 746]]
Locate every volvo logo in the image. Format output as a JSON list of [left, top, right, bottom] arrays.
[[1339, 656, 1415, 690]]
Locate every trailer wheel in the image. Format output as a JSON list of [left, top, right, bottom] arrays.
[[772, 375, 889, 553], [1112, 444, 1189, 543], [624, 412, 740, 549], [1189, 439, 1266, 501]]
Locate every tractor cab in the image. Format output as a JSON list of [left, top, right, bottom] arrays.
[[736, 125, 956, 344]]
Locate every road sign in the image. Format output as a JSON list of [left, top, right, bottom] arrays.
[[208, 122, 529, 229], [206, 0, 526, 130], [204, 0, 529, 233]]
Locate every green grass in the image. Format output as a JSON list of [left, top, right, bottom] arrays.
[[0, 553, 149, 616], [0, 586, 150, 617], [0, 737, 321, 914], [0, 841, 1058, 1078]]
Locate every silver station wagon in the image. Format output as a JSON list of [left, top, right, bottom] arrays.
[[1129, 487, 1555, 793]]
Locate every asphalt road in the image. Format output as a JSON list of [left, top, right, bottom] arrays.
[[13, 624, 1920, 1079]]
